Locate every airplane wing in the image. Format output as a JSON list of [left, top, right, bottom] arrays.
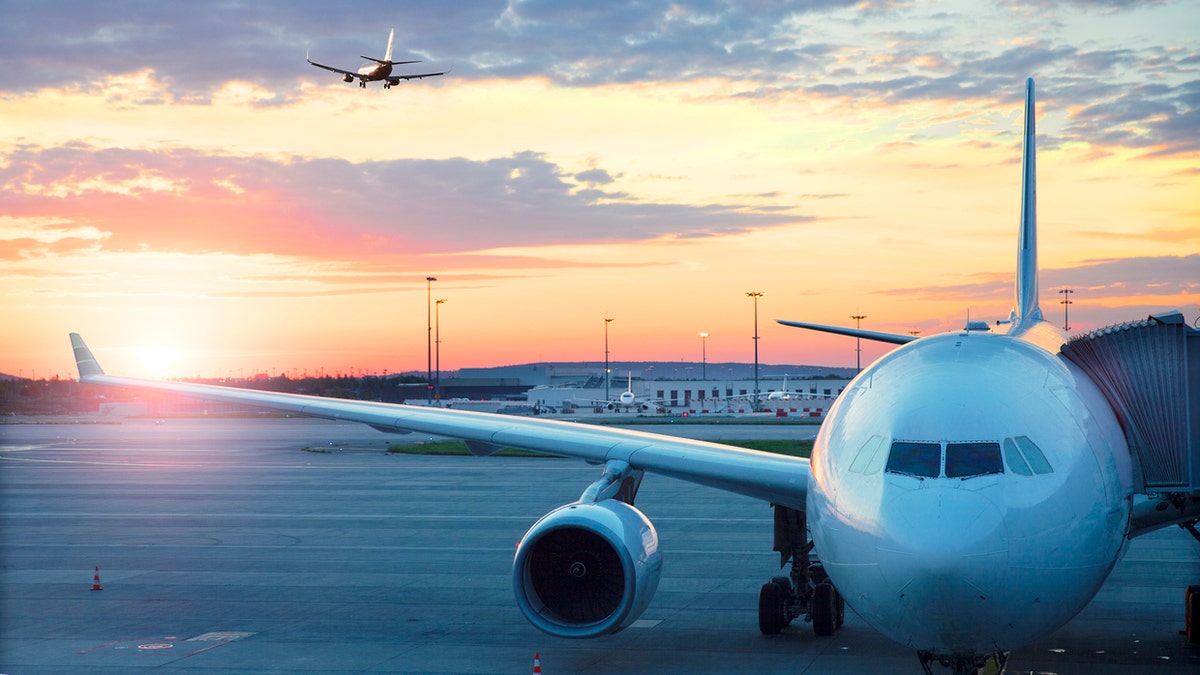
[[386, 65, 452, 84], [306, 56, 361, 80], [69, 334, 809, 509], [777, 319, 916, 345]]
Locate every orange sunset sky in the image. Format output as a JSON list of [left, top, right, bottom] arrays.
[[2, 1, 1197, 380]]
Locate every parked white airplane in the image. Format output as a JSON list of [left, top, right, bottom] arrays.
[[307, 28, 449, 88], [576, 373, 664, 412], [68, 80, 1199, 673], [759, 376, 839, 401]]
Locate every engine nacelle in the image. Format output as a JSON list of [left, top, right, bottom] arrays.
[[343, 74, 354, 83], [513, 500, 662, 638]]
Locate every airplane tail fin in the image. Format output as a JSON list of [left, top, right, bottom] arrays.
[[385, 27, 395, 63], [1010, 78, 1043, 331]]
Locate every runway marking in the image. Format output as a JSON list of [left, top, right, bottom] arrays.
[[76, 631, 256, 658]]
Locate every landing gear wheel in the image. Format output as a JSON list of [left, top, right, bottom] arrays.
[[758, 579, 787, 635], [812, 582, 837, 636], [1186, 585, 1200, 645], [836, 587, 845, 628]]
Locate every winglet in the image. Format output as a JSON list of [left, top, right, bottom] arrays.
[[1010, 78, 1043, 331], [69, 333, 104, 378]]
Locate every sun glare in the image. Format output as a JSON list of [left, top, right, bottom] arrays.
[[135, 346, 181, 378]]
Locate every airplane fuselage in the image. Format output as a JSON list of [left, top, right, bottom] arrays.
[[810, 323, 1133, 656], [357, 62, 393, 81]]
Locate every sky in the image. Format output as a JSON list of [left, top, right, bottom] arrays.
[[2, 0, 1198, 380]]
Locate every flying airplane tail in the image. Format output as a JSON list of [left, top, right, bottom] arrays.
[[385, 27, 395, 63], [1010, 78, 1043, 331]]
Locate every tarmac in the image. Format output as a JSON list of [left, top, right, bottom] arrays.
[[1, 416, 1197, 674]]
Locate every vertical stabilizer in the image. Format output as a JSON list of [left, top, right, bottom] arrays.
[[1010, 78, 1043, 330], [385, 28, 395, 63]]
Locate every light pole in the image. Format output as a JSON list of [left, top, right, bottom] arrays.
[[1059, 288, 1074, 331], [746, 292, 763, 410], [604, 317, 613, 402], [426, 276, 436, 404], [850, 314, 867, 374], [699, 332, 709, 380], [435, 298, 446, 399]]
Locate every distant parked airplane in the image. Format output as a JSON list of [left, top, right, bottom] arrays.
[[307, 28, 449, 88], [576, 373, 664, 412]]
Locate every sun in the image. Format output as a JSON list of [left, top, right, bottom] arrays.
[[134, 346, 181, 378]]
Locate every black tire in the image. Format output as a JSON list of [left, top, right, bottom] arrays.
[[813, 582, 837, 636], [835, 587, 845, 628], [769, 576, 796, 626], [1187, 585, 1200, 645], [758, 580, 786, 635]]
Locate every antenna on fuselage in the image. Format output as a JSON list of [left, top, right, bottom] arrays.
[[1009, 78, 1043, 332]]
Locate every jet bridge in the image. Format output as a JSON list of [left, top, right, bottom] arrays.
[[1061, 310, 1200, 496]]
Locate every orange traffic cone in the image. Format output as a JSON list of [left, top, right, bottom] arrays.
[[91, 565, 103, 591], [533, 652, 541, 674]]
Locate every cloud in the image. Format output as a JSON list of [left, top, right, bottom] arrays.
[[2, 2, 1195, 157], [0, 144, 804, 260], [881, 254, 1200, 301]]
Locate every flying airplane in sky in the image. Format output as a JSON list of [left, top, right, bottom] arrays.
[[69, 80, 1199, 674], [306, 28, 449, 88]]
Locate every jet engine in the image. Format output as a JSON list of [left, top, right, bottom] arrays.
[[513, 500, 662, 638], [343, 74, 354, 83]]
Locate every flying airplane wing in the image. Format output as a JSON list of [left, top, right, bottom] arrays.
[[386, 65, 452, 84], [68, 334, 809, 509], [306, 55, 361, 79]]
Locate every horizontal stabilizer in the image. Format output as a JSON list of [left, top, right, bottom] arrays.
[[361, 56, 420, 65], [777, 320, 916, 345]]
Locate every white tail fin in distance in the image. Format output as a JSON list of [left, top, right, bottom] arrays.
[[1010, 78, 1043, 332], [385, 28, 395, 63]]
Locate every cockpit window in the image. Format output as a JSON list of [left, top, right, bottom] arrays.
[[885, 442, 941, 478], [1013, 436, 1053, 474], [944, 442, 1003, 478], [1003, 439, 1032, 476], [848, 435, 887, 474]]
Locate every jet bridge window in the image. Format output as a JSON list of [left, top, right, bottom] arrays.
[[885, 442, 941, 478], [944, 442, 1004, 478]]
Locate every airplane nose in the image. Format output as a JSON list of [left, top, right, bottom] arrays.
[[874, 487, 1008, 642]]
